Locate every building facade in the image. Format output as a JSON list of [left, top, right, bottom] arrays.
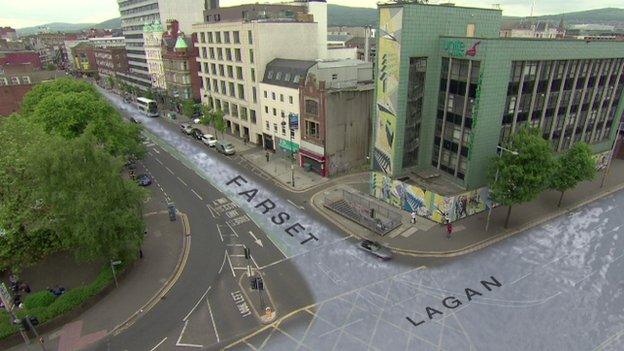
[[370, 3, 624, 223], [193, 4, 319, 144], [94, 46, 129, 81], [259, 59, 315, 155], [143, 20, 166, 90], [299, 59, 374, 177], [0, 27, 17, 42], [0, 64, 65, 116], [70, 42, 97, 76], [163, 34, 201, 101], [117, 0, 213, 90]]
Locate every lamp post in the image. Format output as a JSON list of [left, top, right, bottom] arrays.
[[600, 120, 624, 188], [485, 145, 519, 232]]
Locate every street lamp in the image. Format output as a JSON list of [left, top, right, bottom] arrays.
[[600, 120, 624, 188], [485, 145, 519, 232]]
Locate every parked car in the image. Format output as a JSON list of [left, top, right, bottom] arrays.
[[216, 141, 236, 155], [201, 134, 217, 147], [130, 117, 141, 124], [137, 174, 152, 186], [357, 240, 392, 260], [193, 118, 201, 124], [180, 123, 193, 135], [191, 128, 204, 140], [167, 112, 177, 120]]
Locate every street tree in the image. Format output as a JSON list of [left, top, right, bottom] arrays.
[[212, 109, 226, 138], [489, 127, 556, 228], [199, 104, 214, 132], [181, 100, 197, 119], [21, 77, 97, 115], [550, 142, 596, 207]]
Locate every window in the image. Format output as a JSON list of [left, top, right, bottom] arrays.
[[265, 106, 269, 113], [272, 92, 276, 100], [201, 47, 207, 59], [215, 31, 221, 43], [236, 66, 243, 80], [225, 48, 232, 61], [273, 123, 278, 132], [280, 94, 284, 102], [217, 48, 223, 60], [250, 109, 257, 124], [231, 103, 238, 117], [223, 101, 229, 114], [305, 99, 318, 115], [248, 30, 253, 44], [227, 65, 234, 78], [266, 121, 270, 130], [294, 75, 301, 84], [221, 80, 226, 93], [200, 32, 205, 43], [240, 106, 247, 120], [285, 73, 291, 81], [252, 87, 257, 103], [251, 68, 256, 82], [332, 74, 338, 80], [0, 77, 7, 86], [281, 110, 285, 118], [249, 49, 254, 64], [207, 32, 213, 43], [305, 120, 320, 138], [10, 76, 19, 85], [273, 108, 277, 116], [467, 23, 476, 37], [289, 96, 293, 104], [234, 49, 241, 62], [219, 64, 225, 76], [238, 84, 245, 100], [21, 76, 31, 84], [233, 31, 240, 44], [264, 90, 268, 98], [209, 47, 215, 59], [212, 79, 218, 92], [229, 82, 235, 97], [267, 71, 274, 79], [281, 125, 286, 136], [276, 72, 282, 80], [223, 31, 230, 43], [211, 63, 217, 75]]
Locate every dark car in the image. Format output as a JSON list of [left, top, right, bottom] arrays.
[[192, 128, 204, 140], [357, 240, 392, 260], [137, 174, 152, 186]]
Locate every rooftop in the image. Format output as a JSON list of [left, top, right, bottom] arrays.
[[378, 1, 501, 13], [263, 58, 316, 88]]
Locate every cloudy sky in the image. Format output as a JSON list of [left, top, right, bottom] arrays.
[[0, 0, 622, 28]]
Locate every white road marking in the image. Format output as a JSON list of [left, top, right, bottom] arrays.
[[154, 158, 163, 165], [177, 177, 188, 186], [216, 224, 224, 242], [206, 296, 220, 343], [510, 272, 533, 286], [149, 337, 167, 351], [287, 199, 305, 210], [176, 320, 203, 348], [226, 222, 239, 237], [183, 286, 212, 322], [226, 251, 236, 277], [190, 189, 203, 201], [152, 148, 160, 154], [206, 204, 217, 218], [248, 230, 263, 247], [165, 166, 174, 175], [218, 252, 227, 274], [147, 152, 154, 157]]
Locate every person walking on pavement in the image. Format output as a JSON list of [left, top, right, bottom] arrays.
[[446, 221, 453, 239], [265, 151, 270, 163], [411, 211, 417, 224]]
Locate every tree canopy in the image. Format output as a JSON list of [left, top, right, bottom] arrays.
[[550, 142, 596, 207]]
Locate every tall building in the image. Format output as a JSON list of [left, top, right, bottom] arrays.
[[143, 20, 166, 90], [117, 0, 214, 90], [193, 3, 320, 144], [370, 2, 624, 223]]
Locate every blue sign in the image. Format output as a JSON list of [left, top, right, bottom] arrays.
[[289, 113, 299, 130]]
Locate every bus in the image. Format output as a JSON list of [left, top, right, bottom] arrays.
[[136, 97, 159, 117]]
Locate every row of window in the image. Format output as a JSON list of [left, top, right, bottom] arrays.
[[264, 121, 296, 137], [204, 78, 248, 101], [200, 46, 243, 63], [207, 97, 257, 124], [0, 76, 31, 85], [199, 30, 252, 45], [263, 90, 294, 104], [266, 70, 302, 85], [120, 3, 158, 16], [263, 106, 296, 119], [201, 62, 251, 83]]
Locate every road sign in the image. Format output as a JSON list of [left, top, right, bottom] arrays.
[[0, 282, 13, 311]]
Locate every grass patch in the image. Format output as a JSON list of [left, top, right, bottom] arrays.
[[0, 263, 123, 339]]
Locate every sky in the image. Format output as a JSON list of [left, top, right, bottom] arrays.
[[0, 0, 622, 29]]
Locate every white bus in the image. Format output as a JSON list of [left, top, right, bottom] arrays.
[[136, 97, 159, 117]]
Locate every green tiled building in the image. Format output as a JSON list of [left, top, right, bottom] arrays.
[[370, 3, 624, 223]]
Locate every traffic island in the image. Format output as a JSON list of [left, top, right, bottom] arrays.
[[237, 270, 277, 325]]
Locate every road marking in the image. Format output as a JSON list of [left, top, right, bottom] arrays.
[[190, 189, 203, 201], [152, 148, 160, 154], [226, 251, 236, 277], [183, 286, 212, 322], [510, 272, 533, 286], [147, 152, 154, 157], [165, 166, 174, 175], [216, 224, 224, 242], [206, 204, 217, 218], [149, 337, 167, 351], [248, 230, 263, 247], [206, 296, 220, 343], [218, 252, 227, 274], [177, 177, 188, 186], [287, 199, 305, 210], [257, 236, 352, 270], [226, 222, 239, 237], [176, 320, 203, 348], [154, 158, 163, 165]]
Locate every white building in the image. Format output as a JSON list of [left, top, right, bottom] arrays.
[[143, 21, 166, 90], [88, 37, 125, 48], [259, 59, 317, 154], [193, 12, 319, 144], [117, 0, 214, 89]]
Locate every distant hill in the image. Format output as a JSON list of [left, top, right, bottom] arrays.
[[16, 17, 121, 36], [328, 4, 377, 27]]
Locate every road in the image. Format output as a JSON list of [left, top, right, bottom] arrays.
[[98, 89, 624, 351]]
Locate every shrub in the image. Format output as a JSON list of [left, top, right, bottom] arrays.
[[24, 291, 55, 309]]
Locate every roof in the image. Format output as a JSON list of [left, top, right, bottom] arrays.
[[262, 59, 316, 88], [327, 34, 353, 42], [315, 58, 368, 69], [175, 36, 188, 49]]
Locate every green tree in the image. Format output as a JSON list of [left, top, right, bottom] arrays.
[[181, 100, 196, 119], [212, 109, 226, 138], [106, 76, 115, 89], [550, 142, 597, 207], [489, 127, 556, 228], [21, 77, 97, 115]]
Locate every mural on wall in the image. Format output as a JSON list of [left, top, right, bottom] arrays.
[[371, 172, 489, 223], [594, 150, 611, 170], [373, 7, 403, 175]]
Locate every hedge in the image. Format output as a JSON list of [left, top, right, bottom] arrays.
[[0, 263, 121, 339]]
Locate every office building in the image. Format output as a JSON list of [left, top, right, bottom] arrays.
[[193, 3, 319, 144], [370, 2, 624, 223], [163, 33, 201, 101], [116, 0, 214, 90]]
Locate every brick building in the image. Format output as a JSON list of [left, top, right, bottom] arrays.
[[70, 42, 97, 76], [0, 63, 65, 116], [163, 33, 201, 101], [94, 46, 128, 81]]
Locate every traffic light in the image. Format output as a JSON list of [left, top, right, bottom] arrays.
[[257, 277, 264, 291], [250, 277, 258, 290], [244, 247, 251, 260]]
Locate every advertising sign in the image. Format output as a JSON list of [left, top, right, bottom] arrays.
[[289, 113, 299, 130]]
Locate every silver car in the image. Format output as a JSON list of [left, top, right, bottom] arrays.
[[358, 240, 392, 260], [216, 141, 235, 155]]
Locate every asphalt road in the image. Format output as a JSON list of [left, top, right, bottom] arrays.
[[97, 89, 624, 351]]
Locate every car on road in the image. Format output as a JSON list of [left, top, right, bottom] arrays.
[[216, 141, 236, 155], [201, 134, 217, 147], [137, 174, 152, 186], [191, 128, 204, 140], [357, 240, 392, 260], [180, 123, 193, 135]]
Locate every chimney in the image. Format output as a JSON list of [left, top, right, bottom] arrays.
[[364, 26, 371, 63]]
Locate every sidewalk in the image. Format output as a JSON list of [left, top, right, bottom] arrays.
[[158, 107, 329, 192], [311, 159, 624, 257], [6, 189, 187, 351]]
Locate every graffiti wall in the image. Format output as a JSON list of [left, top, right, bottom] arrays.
[[370, 172, 490, 223], [372, 7, 403, 175]]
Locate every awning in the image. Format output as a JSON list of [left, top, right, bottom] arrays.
[[300, 148, 325, 162], [279, 139, 300, 153]]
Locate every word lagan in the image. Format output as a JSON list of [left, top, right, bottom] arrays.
[[406, 276, 503, 327], [227, 175, 319, 245]]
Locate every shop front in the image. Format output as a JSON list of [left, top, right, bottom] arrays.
[[278, 138, 299, 160], [300, 148, 327, 177]]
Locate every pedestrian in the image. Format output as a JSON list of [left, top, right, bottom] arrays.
[[446, 221, 453, 239], [265, 151, 270, 163], [411, 211, 417, 224]]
